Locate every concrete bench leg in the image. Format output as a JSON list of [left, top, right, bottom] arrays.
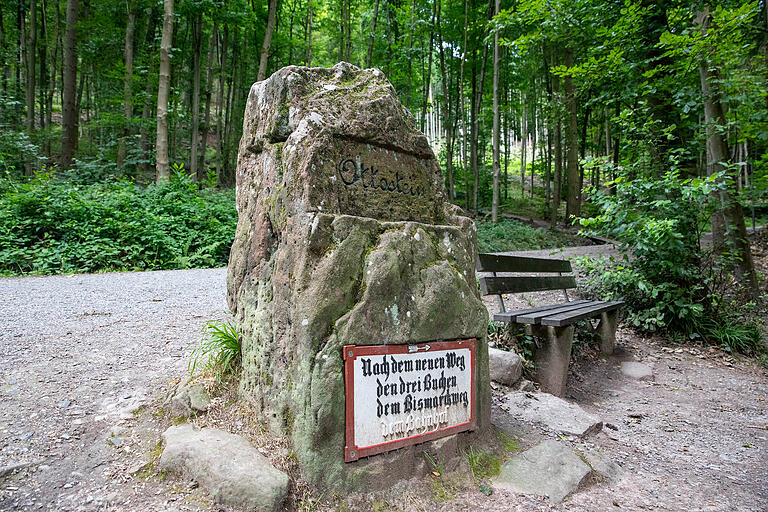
[[526, 324, 574, 397], [595, 310, 618, 355]]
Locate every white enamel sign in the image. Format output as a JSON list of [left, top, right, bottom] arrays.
[[343, 339, 477, 462]]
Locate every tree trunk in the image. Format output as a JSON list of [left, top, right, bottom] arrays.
[[60, 0, 78, 169], [458, 0, 469, 206], [436, 0, 454, 201], [420, 1, 435, 132], [697, 7, 757, 292], [155, 0, 173, 181], [491, 0, 500, 222], [406, 0, 415, 109], [258, 0, 277, 81], [117, 1, 136, 168], [216, 25, 228, 180], [0, 7, 6, 94], [26, 0, 37, 134], [306, 3, 313, 66], [366, 0, 380, 68], [564, 46, 580, 220], [471, 41, 489, 213], [190, 11, 202, 180], [200, 22, 217, 177], [520, 100, 526, 196]]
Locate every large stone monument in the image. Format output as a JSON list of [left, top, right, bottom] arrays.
[[227, 62, 489, 489]]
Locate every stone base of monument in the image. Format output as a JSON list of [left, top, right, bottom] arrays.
[[227, 63, 491, 490]]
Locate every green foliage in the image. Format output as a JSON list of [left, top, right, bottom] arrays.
[[476, 218, 587, 253], [577, 171, 766, 354], [0, 170, 236, 276], [466, 446, 501, 480], [188, 319, 242, 381], [577, 171, 720, 332]]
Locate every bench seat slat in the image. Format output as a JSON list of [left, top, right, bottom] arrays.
[[516, 301, 605, 324], [540, 301, 624, 327], [477, 253, 572, 273], [480, 275, 577, 295], [492, 300, 591, 323]]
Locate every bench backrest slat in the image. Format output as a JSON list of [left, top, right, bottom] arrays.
[[480, 275, 577, 295], [477, 253, 572, 273]]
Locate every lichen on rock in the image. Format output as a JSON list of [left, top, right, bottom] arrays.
[[227, 62, 490, 490]]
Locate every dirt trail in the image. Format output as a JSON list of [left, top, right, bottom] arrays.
[[1, 249, 767, 511], [0, 269, 228, 511]]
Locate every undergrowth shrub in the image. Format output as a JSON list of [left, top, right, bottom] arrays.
[[0, 168, 236, 275], [577, 171, 765, 355], [476, 217, 588, 253]]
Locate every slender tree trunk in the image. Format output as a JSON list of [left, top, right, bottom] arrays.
[[155, 0, 173, 181], [200, 22, 217, 177], [25, 0, 37, 133], [564, 46, 580, 220], [491, 0, 500, 222], [459, 0, 469, 206], [0, 7, 6, 94], [436, 0, 454, 200], [366, 0, 380, 67], [420, 1, 435, 132], [60, 0, 78, 169], [344, 0, 351, 62], [530, 101, 537, 198], [697, 7, 757, 292], [407, 0, 415, 109], [216, 25, 228, 179], [190, 11, 202, 180], [258, 0, 277, 81], [117, 1, 136, 168], [38, 0, 47, 130], [307, 1, 314, 67], [520, 100, 526, 196], [471, 41, 489, 214]]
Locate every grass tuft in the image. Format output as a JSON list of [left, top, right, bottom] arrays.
[[188, 319, 242, 381]]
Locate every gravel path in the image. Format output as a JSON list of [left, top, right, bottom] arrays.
[[0, 268, 228, 510], [1, 246, 766, 511]]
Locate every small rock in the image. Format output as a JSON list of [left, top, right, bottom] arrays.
[[106, 437, 124, 448], [493, 440, 591, 503], [488, 347, 523, 386], [19, 432, 34, 441], [501, 391, 603, 437], [164, 379, 211, 418], [159, 424, 289, 511], [57, 399, 71, 409], [621, 362, 653, 381], [516, 379, 535, 392], [582, 450, 624, 483]]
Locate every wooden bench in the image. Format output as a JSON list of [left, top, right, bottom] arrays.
[[477, 253, 623, 396]]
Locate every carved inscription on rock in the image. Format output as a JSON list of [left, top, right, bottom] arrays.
[[343, 340, 477, 462], [310, 141, 441, 223]]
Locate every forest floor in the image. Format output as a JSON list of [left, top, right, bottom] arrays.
[[0, 241, 767, 511]]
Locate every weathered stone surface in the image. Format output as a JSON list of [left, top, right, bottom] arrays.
[[621, 361, 654, 381], [493, 440, 591, 504], [583, 450, 624, 483], [227, 63, 489, 490], [488, 347, 522, 386], [159, 424, 289, 511], [164, 379, 210, 418], [499, 391, 603, 437]]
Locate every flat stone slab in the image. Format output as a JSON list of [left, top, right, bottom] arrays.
[[493, 440, 591, 503], [159, 424, 289, 511], [499, 391, 602, 437], [488, 347, 523, 386], [621, 361, 653, 381]]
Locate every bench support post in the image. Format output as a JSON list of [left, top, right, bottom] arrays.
[[526, 324, 574, 397], [596, 309, 618, 355]]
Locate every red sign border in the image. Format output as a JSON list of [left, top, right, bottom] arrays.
[[343, 338, 477, 462]]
